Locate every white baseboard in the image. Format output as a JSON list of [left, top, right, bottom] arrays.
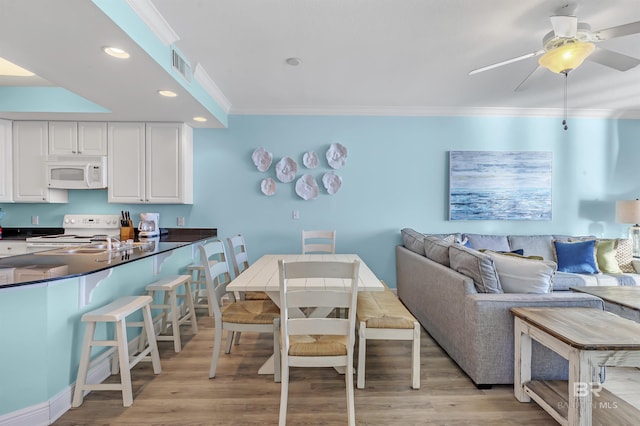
[[0, 335, 143, 425]]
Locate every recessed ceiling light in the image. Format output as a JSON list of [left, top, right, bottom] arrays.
[[193, 116, 207, 122], [0, 57, 34, 76], [285, 57, 302, 66], [103, 47, 130, 59], [157, 90, 177, 98]]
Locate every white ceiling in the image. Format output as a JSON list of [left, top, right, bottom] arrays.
[[2, 0, 640, 128]]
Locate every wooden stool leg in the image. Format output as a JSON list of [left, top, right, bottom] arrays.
[[115, 319, 134, 407], [183, 279, 198, 334], [72, 321, 96, 407], [142, 304, 162, 374], [169, 290, 181, 352]]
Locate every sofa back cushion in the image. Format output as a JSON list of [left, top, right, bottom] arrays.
[[484, 251, 556, 293], [508, 235, 555, 260], [424, 236, 452, 267], [449, 244, 502, 294], [463, 234, 510, 252], [401, 228, 425, 256]]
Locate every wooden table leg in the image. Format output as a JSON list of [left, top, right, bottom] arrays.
[[514, 317, 532, 402], [568, 349, 592, 426]]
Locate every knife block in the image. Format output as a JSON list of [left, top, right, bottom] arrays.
[[120, 225, 135, 241]]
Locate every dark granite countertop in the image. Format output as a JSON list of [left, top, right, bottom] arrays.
[[0, 227, 64, 240], [0, 228, 216, 289]]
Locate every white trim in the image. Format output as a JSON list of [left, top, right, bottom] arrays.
[[126, 0, 179, 46], [0, 402, 48, 426], [229, 105, 640, 119], [193, 64, 232, 114], [0, 335, 144, 425]]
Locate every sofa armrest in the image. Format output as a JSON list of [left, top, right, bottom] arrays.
[[463, 292, 604, 385]]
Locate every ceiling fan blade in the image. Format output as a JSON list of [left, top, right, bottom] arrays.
[[550, 15, 578, 37], [594, 20, 640, 40], [587, 46, 640, 71], [469, 50, 544, 75], [514, 65, 547, 92]]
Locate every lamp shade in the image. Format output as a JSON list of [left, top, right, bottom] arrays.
[[616, 199, 640, 224], [538, 41, 595, 74]]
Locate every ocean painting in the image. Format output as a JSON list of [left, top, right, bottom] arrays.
[[449, 151, 552, 221]]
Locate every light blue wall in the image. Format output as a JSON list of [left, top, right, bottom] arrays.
[[0, 245, 196, 417], [2, 114, 640, 287]]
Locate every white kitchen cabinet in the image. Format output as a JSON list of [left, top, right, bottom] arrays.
[[108, 122, 193, 204], [12, 121, 68, 203], [0, 119, 12, 202], [49, 122, 107, 156]]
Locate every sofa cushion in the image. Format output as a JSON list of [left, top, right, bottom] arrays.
[[615, 238, 634, 273], [424, 236, 452, 267], [401, 228, 425, 256], [463, 234, 510, 252], [595, 239, 622, 274], [508, 235, 555, 260], [485, 251, 556, 294], [449, 244, 502, 294], [553, 240, 599, 274]]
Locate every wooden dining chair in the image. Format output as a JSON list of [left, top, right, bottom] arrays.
[[227, 234, 269, 301], [301, 230, 336, 254], [199, 240, 280, 378], [274, 259, 360, 426]]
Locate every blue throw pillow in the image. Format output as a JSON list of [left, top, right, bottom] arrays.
[[553, 240, 599, 274]]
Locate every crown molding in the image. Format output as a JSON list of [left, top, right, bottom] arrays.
[[193, 64, 232, 114], [126, 0, 179, 46], [229, 105, 640, 119]]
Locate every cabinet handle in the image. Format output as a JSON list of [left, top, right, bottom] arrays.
[[72, 151, 77, 154]]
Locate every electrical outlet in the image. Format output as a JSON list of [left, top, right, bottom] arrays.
[[292, 210, 300, 220], [177, 216, 185, 226], [31, 215, 38, 225]]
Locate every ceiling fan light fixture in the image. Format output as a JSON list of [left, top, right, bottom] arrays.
[[538, 41, 595, 73]]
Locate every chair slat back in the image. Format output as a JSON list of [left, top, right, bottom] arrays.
[[279, 259, 360, 347], [227, 234, 250, 277], [199, 241, 234, 316], [302, 230, 336, 254]]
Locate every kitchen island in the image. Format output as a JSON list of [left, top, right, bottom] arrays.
[[0, 228, 216, 425]]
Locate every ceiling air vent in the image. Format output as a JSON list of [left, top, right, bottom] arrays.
[[171, 47, 192, 83]]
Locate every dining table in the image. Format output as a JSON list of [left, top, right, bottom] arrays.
[[226, 253, 385, 374]]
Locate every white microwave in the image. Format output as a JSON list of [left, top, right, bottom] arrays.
[[46, 156, 108, 189]]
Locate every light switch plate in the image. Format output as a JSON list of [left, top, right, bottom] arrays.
[[31, 216, 39, 225], [177, 216, 185, 226]]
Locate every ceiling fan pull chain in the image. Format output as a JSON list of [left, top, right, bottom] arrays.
[[562, 71, 568, 131]]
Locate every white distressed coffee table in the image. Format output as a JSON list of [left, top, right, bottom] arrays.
[[511, 307, 640, 426]]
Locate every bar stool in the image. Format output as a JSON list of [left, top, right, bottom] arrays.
[[187, 263, 210, 314], [141, 275, 198, 353], [72, 295, 162, 408]]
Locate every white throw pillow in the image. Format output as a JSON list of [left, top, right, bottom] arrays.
[[485, 251, 556, 294]]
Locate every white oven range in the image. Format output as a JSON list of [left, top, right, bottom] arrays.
[[26, 214, 121, 247]]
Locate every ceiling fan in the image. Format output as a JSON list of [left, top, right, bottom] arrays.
[[469, 12, 640, 88]]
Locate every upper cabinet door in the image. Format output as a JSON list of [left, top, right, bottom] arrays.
[[107, 122, 146, 203], [13, 121, 67, 203], [0, 119, 12, 202], [78, 122, 107, 155], [48, 121, 78, 155], [145, 123, 193, 204]]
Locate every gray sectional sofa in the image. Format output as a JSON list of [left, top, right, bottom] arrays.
[[396, 228, 640, 387]]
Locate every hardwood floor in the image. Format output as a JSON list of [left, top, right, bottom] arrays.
[[55, 313, 638, 425]]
